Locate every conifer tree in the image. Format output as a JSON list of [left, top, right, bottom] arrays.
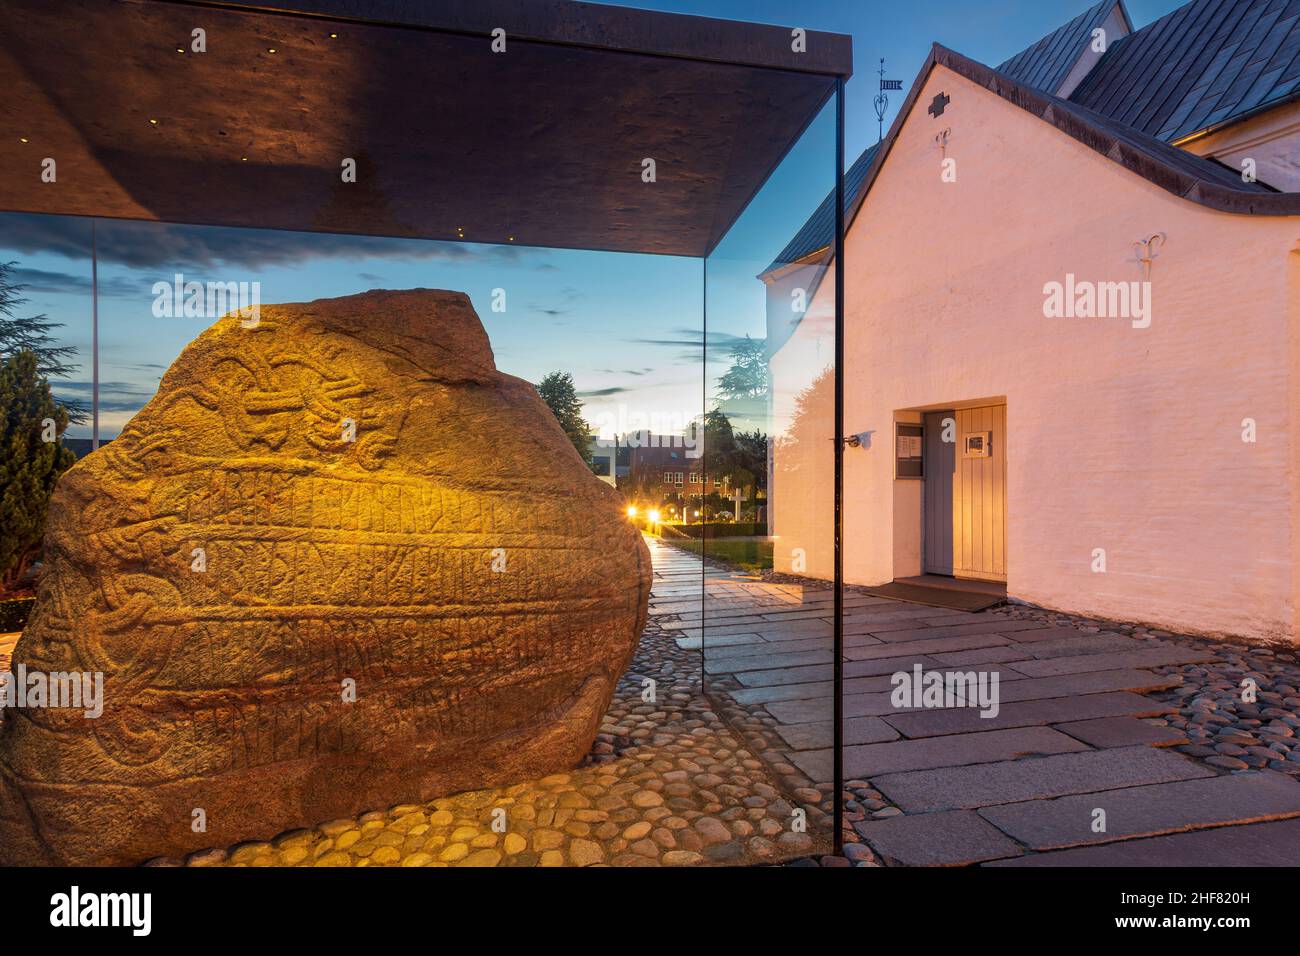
[[0, 350, 75, 591]]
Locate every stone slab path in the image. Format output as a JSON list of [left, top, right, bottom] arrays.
[[652, 537, 1300, 867]]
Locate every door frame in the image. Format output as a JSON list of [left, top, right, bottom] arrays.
[[917, 400, 1007, 583]]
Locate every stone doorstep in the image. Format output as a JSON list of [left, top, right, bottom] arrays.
[[977, 770, 1300, 851], [872, 746, 1216, 813], [1052, 716, 1188, 749], [984, 817, 1300, 867], [855, 810, 1025, 867], [773, 716, 901, 752], [793, 725, 1091, 783], [1006, 647, 1219, 678], [882, 692, 1175, 739]]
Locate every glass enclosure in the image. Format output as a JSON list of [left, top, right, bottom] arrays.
[[0, 0, 847, 868]]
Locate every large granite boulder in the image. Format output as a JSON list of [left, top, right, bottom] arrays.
[[0, 289, 650, 866]]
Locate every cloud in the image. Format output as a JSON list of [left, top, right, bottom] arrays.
[[5, 265, 148, 299], [0, 213, 557, 272], [51, 379, 156, 414], [629, 327, 757, 362], [578, 387, 630, 397], [528, 285, 586, 317]]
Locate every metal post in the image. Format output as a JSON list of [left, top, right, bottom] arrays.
[[91, 219, 99, 451], [833, 75, 846, 855]]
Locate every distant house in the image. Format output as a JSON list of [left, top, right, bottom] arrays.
[[767, 0, 1300, 643], [624, 436, 731, 503], [587, 435, 630, 487]]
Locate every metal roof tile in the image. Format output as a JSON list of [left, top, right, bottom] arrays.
[[1070, 0, 1300, 141]]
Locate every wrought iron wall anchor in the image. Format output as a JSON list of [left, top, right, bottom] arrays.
[[1135, 232, 1167, 279]]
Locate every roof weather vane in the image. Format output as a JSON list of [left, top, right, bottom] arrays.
[[874, 58, 902, 142]]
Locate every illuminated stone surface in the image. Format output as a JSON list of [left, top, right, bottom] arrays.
[[0, 289, 651, 866]]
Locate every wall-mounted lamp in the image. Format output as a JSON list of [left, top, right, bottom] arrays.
[[843, 430, 874, 449]]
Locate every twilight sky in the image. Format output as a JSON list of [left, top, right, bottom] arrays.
[[0, 0, 1186, 441]]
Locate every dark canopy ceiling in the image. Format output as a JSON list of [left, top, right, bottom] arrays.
[[0, 0, 851, 256]]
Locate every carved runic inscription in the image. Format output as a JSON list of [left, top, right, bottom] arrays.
[[0, 289, 652, 866]]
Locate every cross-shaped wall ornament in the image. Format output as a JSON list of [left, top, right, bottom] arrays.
[[928, 92, 950, 118]]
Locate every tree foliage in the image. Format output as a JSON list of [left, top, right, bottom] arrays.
[[678, 410, 767, 506], [0, 350, 75, 591], [0, 260, 87, 424], [716, 335, 768, 401], [536, 371, 593, 466]]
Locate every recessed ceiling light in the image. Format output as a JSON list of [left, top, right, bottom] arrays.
[[329, 33, 338, 39], [149, 119, 158, 125], [241, 156, 248, 162], [19, 137, 28, 143], [267, 48, 277, 54], [176, 48, 184, 54]]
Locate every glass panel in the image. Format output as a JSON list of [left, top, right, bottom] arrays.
[[0, 17, 838, 869], [0, 212, 92, 620], [702, 97, 839, 862]]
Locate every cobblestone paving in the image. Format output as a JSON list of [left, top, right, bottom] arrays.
[[157, 545, 832, 868]]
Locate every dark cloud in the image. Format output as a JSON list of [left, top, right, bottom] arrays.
[[0, 212, 556, 272], [52, 379, 156, 413], [629, 327, 755, 363], [578, 387, 629, 397], [528, 285, 585, 318], [5, 265, 149, 299]]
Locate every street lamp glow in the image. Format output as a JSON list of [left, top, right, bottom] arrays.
[[626, 505, 638, 518], [647, 509, 661, 524]]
